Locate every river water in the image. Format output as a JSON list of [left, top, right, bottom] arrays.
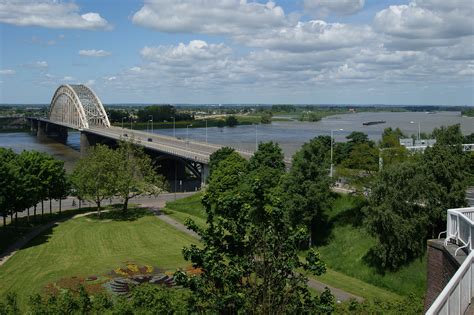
[[0, 111, 472, 167]]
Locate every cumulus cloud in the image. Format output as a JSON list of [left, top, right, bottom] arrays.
[[374, 0, 474, 50], [63, 76, 74, 81], [132, 0, 286, 35], [140, 40, 232, 63], [237, 20, 374, 52], [79, 49, 111, 57], [0, 0, 111, 30], [0, 69, 16, 75], [304, 0, 365, 16]]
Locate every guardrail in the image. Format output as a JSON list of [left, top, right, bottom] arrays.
[[427, 207, 474, 315]]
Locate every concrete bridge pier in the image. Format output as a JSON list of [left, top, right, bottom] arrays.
[[30, 119, 38, 133], [80, 132, 92, 157], [201, 164, 210, 186], [37, 121, 47, 140]]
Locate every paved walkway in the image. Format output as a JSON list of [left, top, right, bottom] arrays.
[[150, 206, 363, 303], [1, 191, 363, 303]]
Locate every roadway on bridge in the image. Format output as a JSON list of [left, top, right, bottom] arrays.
[[87, 125, 255, 164]]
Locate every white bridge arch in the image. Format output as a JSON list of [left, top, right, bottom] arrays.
[[49, 84, 110, 129]]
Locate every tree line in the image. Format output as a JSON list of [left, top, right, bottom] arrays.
[[0, 138, 168, 228], [0, 148, 68, 227]]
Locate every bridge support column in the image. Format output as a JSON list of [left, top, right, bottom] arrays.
[[80, 132, 91, 157], [37, 121, 47, 140], [201, 164, 210, 187]]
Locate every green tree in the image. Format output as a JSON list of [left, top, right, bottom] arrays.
[[364, 161, 430, 270], [115, 139, 167, 211], [422, 129, 469, 235], [282, 136, 333, 246], [433, 124, 464, 145], [208, 146, 235, 176], [346, 131, 371, 146], [260, 111, 272, 124], [175, 146, 333, 313], [70, 144, 119, 215], [379, 127, 406, 148], [0, 148, 18, 227], [225, 115, 238, 127]]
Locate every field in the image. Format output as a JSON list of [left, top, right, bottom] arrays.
[[0, 208, 197, 306], [164, 193, 426, 300]]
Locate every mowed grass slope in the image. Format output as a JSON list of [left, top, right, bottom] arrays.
[[165, 193, 426, 299], [314, 195, 426, 297], [0, 209, 197, 305]]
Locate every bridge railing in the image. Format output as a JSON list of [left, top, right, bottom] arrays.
[[426, 207, 474, 315]]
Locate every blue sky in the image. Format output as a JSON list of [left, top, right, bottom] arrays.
[[0, 0, 473, 105]]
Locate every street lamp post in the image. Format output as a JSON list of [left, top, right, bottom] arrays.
[[172, 117, 176, 138], [186, 124, 192, 147], [330, 128, 343, 178], [410, 121, 421, 141], [121, 117, 126, 135], [149, 115, 153, 134]]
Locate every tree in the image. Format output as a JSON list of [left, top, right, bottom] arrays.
[[432, 124, 464, 145], [208, 146, 235, 176], [70, 145, 119, 215], [346, 131, 371, 146], [115, 139, 167, 211], [282, 136, 333, 246], [0, 148, 18, 227], [175, 145, 334, 313], [379, 127, 406, 148], [342, 143, 379, 173], [248, 141, 286, 190], [422, 126, 469, 235], [260, 112, 272, 124], [225, 115, 238, 127], [364, 161, 431, 270]]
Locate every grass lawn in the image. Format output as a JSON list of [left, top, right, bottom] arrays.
[[313, 194, 426, 298], [0, 207, 197, 306], [163, 192, 207, 229], [163, 192, 427, 300]]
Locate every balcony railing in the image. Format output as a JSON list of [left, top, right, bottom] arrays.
[[427, 207, 474, 315]]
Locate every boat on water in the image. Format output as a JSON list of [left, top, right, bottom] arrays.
[[362, 120, 386, 126]]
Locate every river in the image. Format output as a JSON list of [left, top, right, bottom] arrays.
[[0, 111, 472, 167]]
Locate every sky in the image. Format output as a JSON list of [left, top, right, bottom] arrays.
[[0, 0, 473, 105]]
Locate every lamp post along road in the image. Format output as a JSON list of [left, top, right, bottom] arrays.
[[410, 121, 421, 140], [149, 115, 153, 134], [121, 117, 126, 135], [186, 124, 192, 148], [173, 117, 176, 138]]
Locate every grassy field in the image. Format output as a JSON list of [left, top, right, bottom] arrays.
[[0, 208, 197, 306], [163, 192, 207, 229], [163, 193, 426, 300], [313, 195, 426, 297]]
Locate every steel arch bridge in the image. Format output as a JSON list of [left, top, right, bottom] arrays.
[[48, 84, 110, 129]]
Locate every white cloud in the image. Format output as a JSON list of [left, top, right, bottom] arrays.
[[86, 79, 95, 86], [106, 76, 117, 81], [304, 0, 365, 16], [374, 0, 474, 50], [34, 61, 48, 68], [79, 49, 111, 57], [63, 76, 74, 81], [140, 40, 232, 63], [132, 0, 286, 35], [0, 0, 111, 30], [130, 67, 142, 72], [237, 20, 374, 52], [0, 69, 16, 75]]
